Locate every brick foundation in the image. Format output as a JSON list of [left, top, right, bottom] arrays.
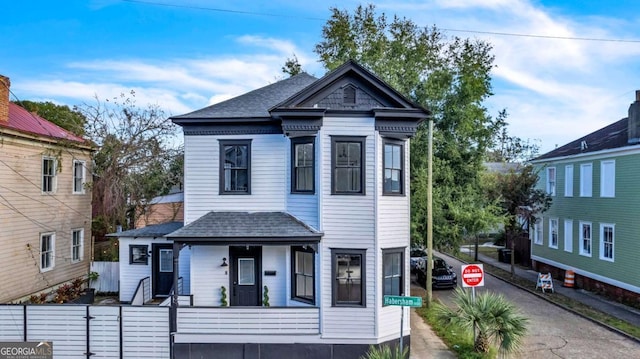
[[532, 260, 640, 309]]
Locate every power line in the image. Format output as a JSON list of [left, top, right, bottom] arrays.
[[121, 0, 640, 43]]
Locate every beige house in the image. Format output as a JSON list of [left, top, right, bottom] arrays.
[[0, 75, 94, 303], [134, 191, 184, 228]]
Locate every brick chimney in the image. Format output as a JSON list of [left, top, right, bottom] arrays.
[[0, 75, 9, 122], [628, 90, 640, 144]]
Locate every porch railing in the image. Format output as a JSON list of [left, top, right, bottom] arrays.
[[177, 307, 320, 335], [131, 276, 151, 305]]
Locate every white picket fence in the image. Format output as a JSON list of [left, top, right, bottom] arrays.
[[90, 262, 119, 293], [0, 305, 169, 359]]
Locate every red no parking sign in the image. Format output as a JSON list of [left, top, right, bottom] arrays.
[[461, 264, 485, 288]]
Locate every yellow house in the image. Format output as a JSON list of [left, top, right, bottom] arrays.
[[0, 75, 93, 303]]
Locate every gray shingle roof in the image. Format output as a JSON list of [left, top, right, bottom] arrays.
[[534, 118, 629, 161], [107, 221, 183, 238], [166, 212, 321, 241], [171, 73, 318, 120]]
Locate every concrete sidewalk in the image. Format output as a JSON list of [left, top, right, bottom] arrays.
[[473, 250, 640, 329], [410, 308, 456, 359]]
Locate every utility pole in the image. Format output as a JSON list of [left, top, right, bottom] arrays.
[[426, 118, 433, 305]]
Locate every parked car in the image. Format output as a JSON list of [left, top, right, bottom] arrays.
[[410, 248, 427, 274], [416, 256, 457, 289]]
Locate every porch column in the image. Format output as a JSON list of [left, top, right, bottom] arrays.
[[170, 242, 180, 334]]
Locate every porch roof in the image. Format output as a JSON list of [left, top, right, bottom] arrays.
[[106, 221, 183, 238], [166, 211, 322, 245]]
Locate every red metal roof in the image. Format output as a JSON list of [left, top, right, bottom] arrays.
[[0, 102, 85, 143]]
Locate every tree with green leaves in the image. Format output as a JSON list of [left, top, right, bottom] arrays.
[[77, 91, 181, 240], [315, 4, 504, 251], [281, 54, 303, 77], [13, 100, 87, 136]]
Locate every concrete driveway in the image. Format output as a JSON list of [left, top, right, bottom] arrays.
[[416, 253, 640, 358]]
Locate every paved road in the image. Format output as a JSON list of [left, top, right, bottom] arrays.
[[413, 253, 640, 358]]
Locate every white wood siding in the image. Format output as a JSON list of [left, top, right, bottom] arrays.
[[184, 135, 287, 223], [262, 246, 287, 307], [376, 134, 412, 338], [190, 246, 229, 306], [319, 117, 376, 339], [177, 307, 319, 335], [118, 238, 152, 302]]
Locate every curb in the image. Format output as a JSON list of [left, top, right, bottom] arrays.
[[443, 253, 640, 345]]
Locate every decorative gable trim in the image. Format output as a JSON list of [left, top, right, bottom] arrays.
[[182, 123, 282, 136]]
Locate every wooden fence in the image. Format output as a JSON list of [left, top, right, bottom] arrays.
[[0, 305, 169, 359], [90, 262, 119, 293]]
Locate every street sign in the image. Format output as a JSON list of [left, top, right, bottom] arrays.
[[461, 264, 485, 288], [383, 295, 423, 307]]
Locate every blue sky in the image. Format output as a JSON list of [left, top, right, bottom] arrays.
[[3, 0, 640, 154]]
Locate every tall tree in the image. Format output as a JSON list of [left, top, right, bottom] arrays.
[[77, 91, 181, 240], [281, 54, 303, 77], [315, 5, 503, 251], [13, 100, 87, 136]]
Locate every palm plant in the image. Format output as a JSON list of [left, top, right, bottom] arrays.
[[434, 287, 528, 355], [360, 344, 408, 359]]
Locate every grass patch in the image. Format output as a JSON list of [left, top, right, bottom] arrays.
[[416, 306, 496, 359], [456, 252, 640, 340]]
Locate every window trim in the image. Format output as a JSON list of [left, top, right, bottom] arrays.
[[331, 136, 366, 195], [533, 219, 543, 245], [72, 160, 86, 194], [71, 228, 84, 263], [546, 167, 556, 196], [548, 218, 559, 249], [42, 157, 57, 193], [219, 139, 252, 195], [564, 165, 573, 197], [579, 221, 592, 257], [332, 248, 366, 307], [290, 137, 315, 194], [40, 232, 55, 272], [600, 160, 615, 198], [382, 248, 404, 299], [580, 163, 593, 197], [599, 223, 615, 262], [130, 245, 149, 265], [291, 246, 315, 304], [382, 139, 405, 196]]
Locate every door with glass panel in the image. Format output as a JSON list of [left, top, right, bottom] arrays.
[[230, 246, 261, 306], [152, 244, 173, 297]]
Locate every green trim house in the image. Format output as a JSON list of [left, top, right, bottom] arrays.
[[530, 91, 640, 303]]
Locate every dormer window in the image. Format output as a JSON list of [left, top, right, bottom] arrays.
[[343, 85, 356, 105]]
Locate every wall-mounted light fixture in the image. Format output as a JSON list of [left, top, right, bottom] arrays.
[[221, 257, 228, 267]]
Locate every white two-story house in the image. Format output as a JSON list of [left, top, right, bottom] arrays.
[[166, 60, 429, 359]]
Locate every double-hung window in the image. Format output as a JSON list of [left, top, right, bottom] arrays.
[[40, 233, 55, 271], [219, 140, 251, 194], [291, 246, 315, 304], [533, 219, 543, 245], [549, 218, 558, 249], [383, 140, 404, 195], [579, 221, 592, 257], [600, 224, 614, 261], [332, 137, 365, 194], [291, 137, 314, 193], [332, 249, 366, 307], [564, 219, 573, 253], [73, 160, 86, 194], [382, 248, 404, 297], [564, 165, 573, 197], [546, 167, 556, 196], [42, 157, 57, 193], [71, 229, 83, 262]]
